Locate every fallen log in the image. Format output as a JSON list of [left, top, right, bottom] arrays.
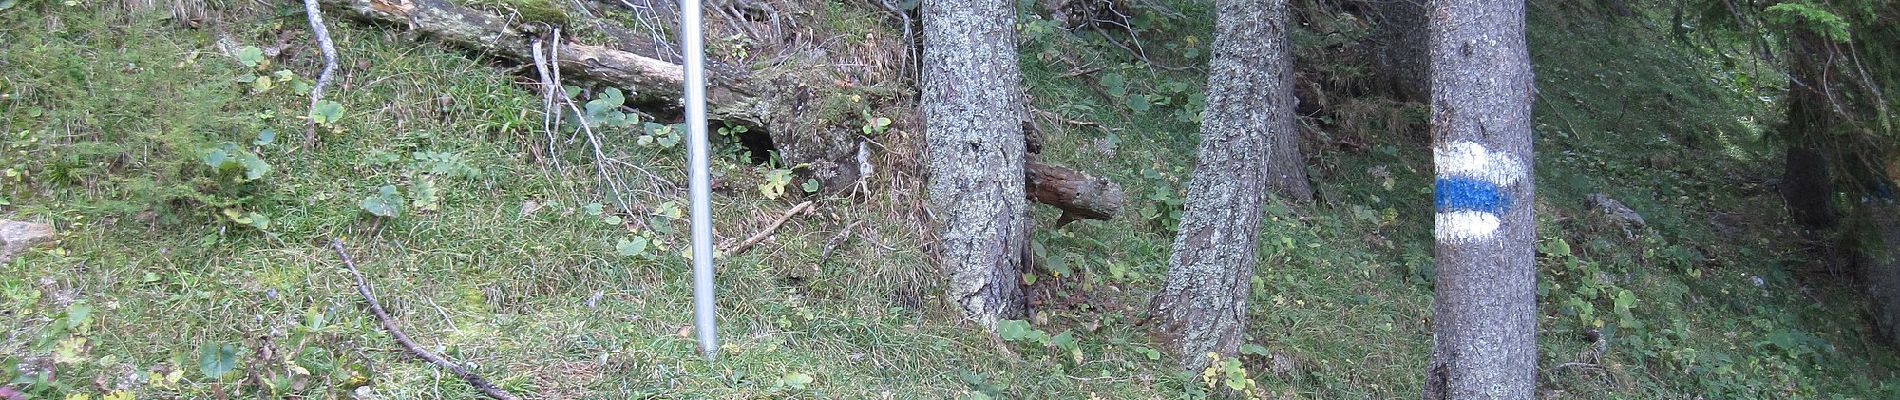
[[320, 0, 1121, 220], [1027, 161, 1124, 225], [322, 0, 856, 185], [322, 0, 745, 111]]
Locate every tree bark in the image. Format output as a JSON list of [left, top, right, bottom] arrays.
[[1369, 0, 1430, 103], [1855, 202, 1900, 346], [924, 0, 1029, 329], [1780, 28, 1842, 231], [1421, 1, 1537, 399], [1150, 0, 1297, 370]]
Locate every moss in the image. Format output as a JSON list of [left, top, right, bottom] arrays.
[[458, 0, 570, 26]]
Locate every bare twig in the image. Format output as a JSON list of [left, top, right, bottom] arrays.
[[1033, 108, 1099, 126], [855, 223, 898, 252], [328, 240, 521, 400], [819, 220, 863, 263], [530, 37, 561, 169], [303, 0, 340, 144], [557, 90, 637, 217], [549, 34, 639, 218], [723, 201, 816, 255], [1059, 65, 1103, 78], [1550, 362, 1604, 371]]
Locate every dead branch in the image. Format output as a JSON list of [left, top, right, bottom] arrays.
[[819, 220, 863, 263], [723, 200, 815, 256], [1033, 108, 1098, 126], [303, 0, 340, 144], [1025, 161, 1124, 226], [530, 37, 562, 169], [328, 240, 522, 400], [320, 0, 869, 190]]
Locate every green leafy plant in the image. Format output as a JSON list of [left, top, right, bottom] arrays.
[[1765, 2, 1852, 42], [710, 34, 753, 60], [996, 319, 1083, 365], [202, 143, 271, 183], [1198, 352, 1262, 397], [716, 121, 749, 140], [861, 115, 892, 135], [638, 122, 685, 148], [410, 178, 440, 212], [759, 168, 796, 199], [232, 46, 309, 96], [308, 100, 344, 126], [773, 371, 814, 391], [359, 185, 404, 218], [1541, 237, 1643, 331], [615, 236, 653, 259], [1138, 167, 1186, 231], [199, 342, 241, 380], [565, 86, 640, 132], [200, 131, 278, 231]]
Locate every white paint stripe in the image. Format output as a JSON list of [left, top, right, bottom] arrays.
[[1436, 210, 1501, 241], [1434, 141, 1523, 186]]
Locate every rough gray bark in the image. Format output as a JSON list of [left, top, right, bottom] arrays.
[[1780, 28, 1843, 231], [1150, 0, 1297, 370], [923, 0, 1029, 328], [1369, 0, 1430, 103], [1856, 202, 1900, 346], [1421, 0, 1536, 399]]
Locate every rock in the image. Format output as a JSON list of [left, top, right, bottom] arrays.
[[1267, 351, 1300, 377], [0, 220, 55, 263], [1586, 193, 1646, 234], [1710, 212, 1744, 239]]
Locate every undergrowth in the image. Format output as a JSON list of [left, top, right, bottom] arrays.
[[2, 0, 1896, 398]]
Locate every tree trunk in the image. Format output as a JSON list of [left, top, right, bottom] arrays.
[[1369, 0, 1430, 103], [1150, 0, 1297, 370], [1421, 0, 1537, 399], [923, 0, 1029, 329], [1855, 202, 1900, 346], [1780, 28, 1842, 231], [1599, 0, 1633, 19]]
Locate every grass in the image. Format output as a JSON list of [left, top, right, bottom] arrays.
[[4, 0, 1899, 399]]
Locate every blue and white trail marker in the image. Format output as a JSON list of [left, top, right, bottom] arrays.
[[1433, 141, 1523, 241]]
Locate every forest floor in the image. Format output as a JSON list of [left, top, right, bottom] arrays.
[[3, 0, 1898, 398]]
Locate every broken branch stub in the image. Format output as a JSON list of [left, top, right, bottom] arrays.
[[1026, 161, 1124, 224]]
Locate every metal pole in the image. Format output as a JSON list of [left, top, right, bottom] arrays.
[[681, 0, 718, 360]]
